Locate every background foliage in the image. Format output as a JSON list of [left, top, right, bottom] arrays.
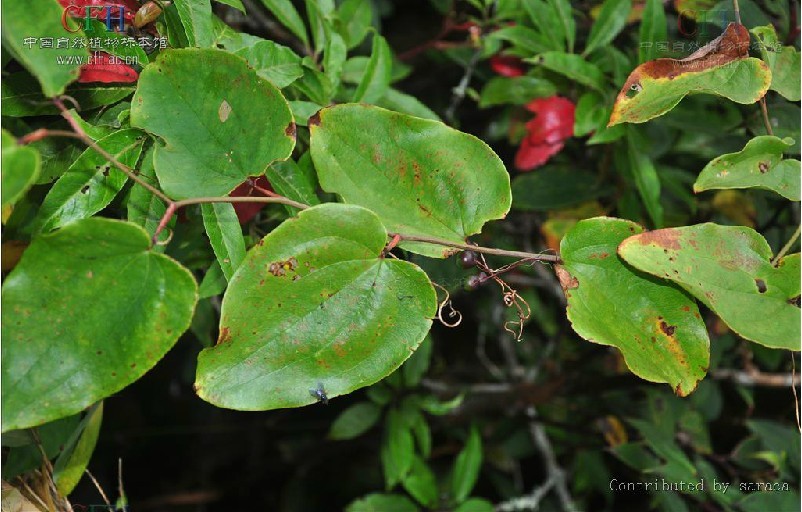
[[1, 0, 800, 511]]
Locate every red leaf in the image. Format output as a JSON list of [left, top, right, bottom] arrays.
[[490, 55, 525, 77], [515, 96, 575, 171], [229, 176, 274, 224], [58, 0, 139, 24], [78, 52, 138, 83]]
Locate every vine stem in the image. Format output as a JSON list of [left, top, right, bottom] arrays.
[[35, 97, 560, 261], [732, 0, 742, 24], [771, 225, 800, 266], [760, 98, 774, 136], [390, 233, 562, 263]]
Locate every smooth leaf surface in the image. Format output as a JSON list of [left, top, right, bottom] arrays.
[[329, 402, 382, 440], [346, 494, 419, 512], [609, 24, 770, 126], [402, 457, 438, 507], [558, 218, 710, 396], [126, 146, 173, 247], [529, 52, 606, 92], [353, 33, 392, 104], [2, 130, 40, 208], [174, 0, 215, 47], [258, 0, 309, 45], [750, 25, 801, 102], [2, 218, 197, 430], [34, 129, 144, 233], [234, 40, 304, 88], [639, 0, 667, 63], [131, 49, 295, 199], [310, 104, 511, 258], [694, 136, 801, 200], [479, 76, 557, 107], [628, 132, 664, 227], [451, 425, 482, 503], [201, 202, 246, 281], [383, 407, 415, 487], [1, 0, 89, 97], [585, 0, 631, 56], [194, 204, 437, 410], [618, 224, 801, 350], [53, 403, 103, 495]]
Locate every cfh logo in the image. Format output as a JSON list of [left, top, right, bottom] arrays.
[[61, 3, 127, 33]]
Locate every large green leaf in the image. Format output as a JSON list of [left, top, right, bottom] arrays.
[[694, 136, 801, 201], [130, 49, 295, 199], [309, 104, 511, 258], [2, 130, 40, 208], [1, 0, 89, 97], [750, 25, 801, 102], [559, 218, 710, 396], [2, 218, 197, 431], [33, 129, 145, 233], [194, 204, 436, 410], [609, 24, 770, 125], [234, 40, 304, 88], [619, 224, 801, 350]]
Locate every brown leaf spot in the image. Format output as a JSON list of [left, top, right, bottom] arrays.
[[755, 278, 767, 293], [218, 100, 232, 123], [217, 327, 231, 345], [80, 185, 90, 194], [624, 228, 681, 250], [758, 161, 769, 173], [555, 265, 579, 291], [308, 111, 321, 126], [789, 295, 801, 308], [285, 122, 296, 138], [659, 319, 676, 337]]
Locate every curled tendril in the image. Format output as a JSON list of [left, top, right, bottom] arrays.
[[57, 95, 81, 111], [433, 282, 463, 328], [475, 254, 531, 341], [153, 228, 174, 246]]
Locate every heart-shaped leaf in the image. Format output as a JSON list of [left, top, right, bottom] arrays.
[[618, 224, 800, 350], [194, 203, 436, 410], [559, 217, 710, 396], [309, 104, 511, 258], [2, 218, 197, 431], [694, 136, 801, 201], [130, 48, 295, 199], [609, 23, 770, 126]]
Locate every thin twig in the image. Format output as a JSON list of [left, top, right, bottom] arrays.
[[792, 354, 801, 433], [712, 368, 801, 387], [771, 225, 800, 266], [759, 98, 774, 136], [445, 46, 482, 124], [732, 0, 742, 24], [391, 233, 562, 263], [85, 469, 113, 508]]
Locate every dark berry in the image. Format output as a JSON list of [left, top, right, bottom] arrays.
[[460, 250, 478, 269]]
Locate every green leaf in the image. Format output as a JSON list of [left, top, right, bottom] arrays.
[[454, 499, 495, 512], [198, 260, 227, 298], [451, 425, 482, 503], [628, 131, 664, 227], [479, 76, 557, 107], [173, 0, 215, 47], [410, 409, 431, 457], [234, 40, 304, 88], [694, 136, 801, 201], [292, 59, 334, 105], [485, 26, 552, 55], [194, 204, 436, 410], [1, 72, 134, 118], [383, 407, 415, 487], [573, 93, 607, 137], [618, 224, 801, 350], [548, 0, 576, 52], [126, 146, 172, 247], [353, 32, 392, 104], [34, 129, 145, 233], [512, 167, 613, 211], [215, 0, 245, 12], [310, 104, 511, 258], [2, 130, 40, 208], [585, 0, 632, 56], [639, 0, 667, 63], [130, 49, 295, 199], [609, 25, 771, 126], [53, 403, 103, 495], [329, 402, 382, 440], [2, 218, 198, 431], [2, 415, 81, 479], [738, 490, 801, 512], [266, 158, 321, 214], [324, 30, 347, 90], [336, 0, 372, 49], [522, 0, 567, 52], [375, 89, 441, 121], [258, 0, 309, 46], [401, 336, 432, 388], [559, 218, 710, 396], [1, 0, 90, 97], [346, 493, 419, 512], [529, 52, 607, 92], [288, 101, 323, 126], [403, 457, 438, 507], [201, 203, 246, 281], [305, 0, 334, 54], [750, 25, 801, 102]]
